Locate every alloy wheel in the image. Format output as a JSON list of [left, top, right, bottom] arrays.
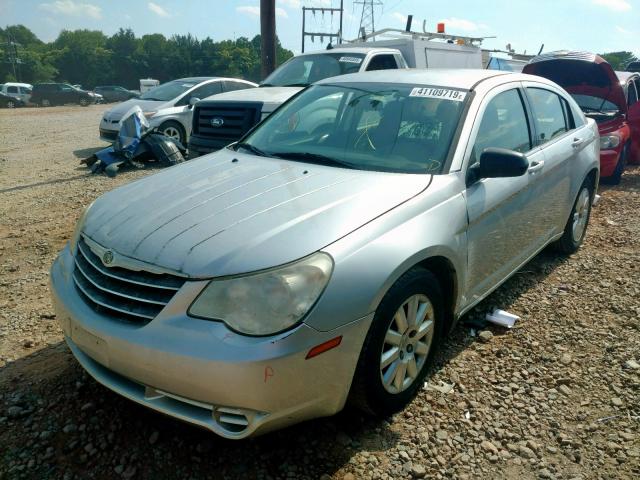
[[162, 126, 182, 142], [572, 187, 590, 243], [7, 100, 15, 108], [380, 294, 435, 394]]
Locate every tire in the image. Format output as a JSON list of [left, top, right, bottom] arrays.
[[79, 97, 89, 107], [601, 145, 627, 185], [6, 100, 15, 109], [554, 178, 594, 254], [350, 267, 444, 416], [41, 99, 51, 107], [159, 121, 186, 144]]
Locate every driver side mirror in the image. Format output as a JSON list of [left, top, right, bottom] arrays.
[[189, 97, 200, 108], [468, 147, 529, 184]]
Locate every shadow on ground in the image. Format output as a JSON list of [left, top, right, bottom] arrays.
[[0, 246, 570, 480]]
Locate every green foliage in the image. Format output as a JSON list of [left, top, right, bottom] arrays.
[[0, 24, 294, 88], [599, 51, 639, 71]]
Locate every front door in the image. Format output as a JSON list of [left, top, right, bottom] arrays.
[[627, 78, 640, 163], [464, 86, 537, 305]]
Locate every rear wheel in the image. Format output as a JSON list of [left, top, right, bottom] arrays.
[[79, 97, 89, 107], [6, 100, 15, 108], [159, 121, 186, 145], [554, 179, 593, 254], [350, 267, 443, 416], [40, 99, 51, 107]]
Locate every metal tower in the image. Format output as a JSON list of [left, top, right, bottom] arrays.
[[355, 0, 382, 36]]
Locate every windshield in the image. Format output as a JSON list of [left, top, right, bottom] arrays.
[[140, 80, 196, 101], [262, 53, 366, 87], [571, 94, 619, 113], [240, 83, 467, 174]]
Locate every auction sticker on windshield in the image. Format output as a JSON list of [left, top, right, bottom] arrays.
[[339, 56, 363, 64], [409, 87, 466, 102]]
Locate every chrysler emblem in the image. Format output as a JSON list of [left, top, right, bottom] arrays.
[[102, 251, 114, 265], [211, 117, 224, 127]]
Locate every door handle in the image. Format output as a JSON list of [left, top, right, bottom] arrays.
[[528, 160, 545, 173], [572, 137, 584, 148]]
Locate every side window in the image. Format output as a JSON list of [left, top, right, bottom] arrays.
[[7, 86, 18, 93], [224, 81, 253, 92], [189, 82, 223, 100], [366, 54, 398, 71], [527, 88, 569, 144], [627, 81, 638, 106], [471, 89, 531, 164], [560, 97, 576, 129]]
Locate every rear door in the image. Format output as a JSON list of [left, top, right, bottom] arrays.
[[522, 84, 577, 242], [464, 84, 540, 303], [627, 78, 640, 163]]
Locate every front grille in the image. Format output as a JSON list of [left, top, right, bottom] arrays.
[[72, 238, 186, 324], [99, 128, 118, 141], [193, 102, 262, 148]]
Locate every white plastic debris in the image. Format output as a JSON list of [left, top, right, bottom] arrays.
[[464, 411, 471, 420], [423, 381, 455, 394], [485, 309, 520, 328], [593, 194, 601, 207]]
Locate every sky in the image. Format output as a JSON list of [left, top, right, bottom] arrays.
[[2, 0, 639, 58]]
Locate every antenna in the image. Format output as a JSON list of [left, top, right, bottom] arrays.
[[354, 0, 383, 37]]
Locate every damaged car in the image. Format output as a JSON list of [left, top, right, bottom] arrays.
[[524, 51, 640, 184], [51, 69, 599, 439]]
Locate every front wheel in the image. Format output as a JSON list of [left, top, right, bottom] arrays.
[[159, 121, 186, 145], [79, 97, 89, 107], [40, 99, 51, 107], [554, 179, 593, 254], [350, 267, 443, 416]]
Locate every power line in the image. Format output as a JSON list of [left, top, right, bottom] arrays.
[[354, 0, 383, 37]]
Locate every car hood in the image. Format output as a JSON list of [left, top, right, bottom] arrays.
[[103, 98, 169, 120], [523, 52, 627, 112], [82, 149, 431, 278], [199, 86, 303, 112]]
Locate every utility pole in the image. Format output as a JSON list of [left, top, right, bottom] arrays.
[[301, 1, 344, 53], [260, 0, 276, 79], [3, 30, 22, 81], [355, 0, 382, 37]]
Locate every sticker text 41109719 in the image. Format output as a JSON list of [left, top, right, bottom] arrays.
[[409, 87, 466, 102]]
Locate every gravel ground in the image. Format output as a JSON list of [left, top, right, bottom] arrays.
[[0, 106, 639, 480]]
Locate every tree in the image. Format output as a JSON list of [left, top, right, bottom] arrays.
[[600, 51, 639, 70]]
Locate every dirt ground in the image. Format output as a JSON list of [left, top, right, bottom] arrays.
[[0, 105, 638, 480]]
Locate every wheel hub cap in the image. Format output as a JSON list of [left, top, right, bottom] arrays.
[[379, 294, 435, 394]]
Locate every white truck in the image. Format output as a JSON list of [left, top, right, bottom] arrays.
[[139, 78, 160, 93], [188, 29, 484, 157]]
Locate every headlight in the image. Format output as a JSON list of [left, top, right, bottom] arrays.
[[188, 252, 333, 336], [599, 134, 620, 150], [70, 201, 94, 255], [143, 111, 157, 118]]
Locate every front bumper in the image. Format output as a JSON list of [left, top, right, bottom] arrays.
[[50, 246, 371, 439], [599, 149, 621, 178], [99, 127, 118, 142], [187, 134, 228, 158]]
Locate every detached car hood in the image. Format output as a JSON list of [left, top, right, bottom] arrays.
[[103, 99, 169, 120], [82, 149, 430, 278], [523, 51, 627, 112]]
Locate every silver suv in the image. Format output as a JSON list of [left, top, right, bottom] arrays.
[[52, 69, 599, 439]]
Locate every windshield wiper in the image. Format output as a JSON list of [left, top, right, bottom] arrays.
[[235, 142, 270, 157], [283, 83, 309, 87], [269, 151, 356, 169]]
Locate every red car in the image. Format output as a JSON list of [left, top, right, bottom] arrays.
[[524, 51, 640, 184]]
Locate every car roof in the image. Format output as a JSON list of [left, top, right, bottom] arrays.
[[300, 47, 398, 56], [173, 77, 220, 83], [317, 68, 510, 90], [616, 71, 640, 82]]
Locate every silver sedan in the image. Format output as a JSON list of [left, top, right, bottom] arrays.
[[51, 69, 599, 439]]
